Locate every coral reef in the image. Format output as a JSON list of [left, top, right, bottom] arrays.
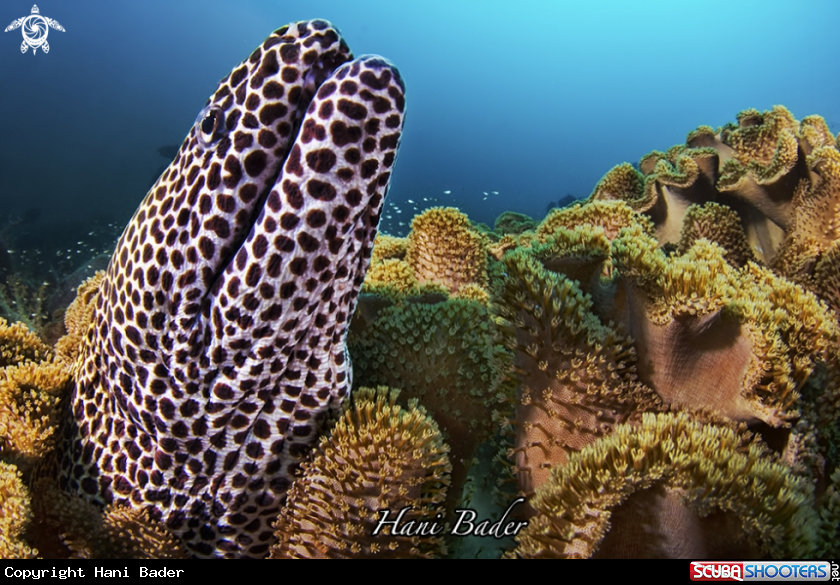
[[498, 106, 840, 558], [0, 357, 72, 474], [52, 271, 103, 364], [5, 103, 837, 559], [677, 202, 755, 267], [362, 207, 495, 304], [496, 243, 659, 496], [0, 294, 184, 559], [511, 412, 819, 558], [270, 387, 450, 558]]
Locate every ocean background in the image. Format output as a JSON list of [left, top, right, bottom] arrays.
[[1, 0, 839, 251]]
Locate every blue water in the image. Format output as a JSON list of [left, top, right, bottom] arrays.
[[1, 0, 839, 240]]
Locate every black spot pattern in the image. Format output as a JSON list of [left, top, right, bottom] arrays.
[[58, 20, 405, 560]]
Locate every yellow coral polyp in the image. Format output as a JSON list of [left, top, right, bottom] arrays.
[[35, 482, 187, 559], [538, 200, 650, 242], [0, 317, 51, 368], [370, 233, 408, 264], [54, 271, 104, 365], [512, 412, 819, 559], [405, 207, 488, 293], [0, 461, 36, 559], [270, 387, 451, 559], [678, 202, 756, 267], [589, 163, 650, 211], [362, 258, 419, 294], [0, 358, 71, 470]]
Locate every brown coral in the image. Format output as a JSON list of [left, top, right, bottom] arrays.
[[348, 299, 509, 502], [812, 240, 840, 316], [496, 247, 658, 496], [0, 461, 36, 558], [53, 271, 104, 364], [678, 202, 756, 267], [499, 181, 840, 530], [405, 207, 488, 293], [538, 200, 649, 243], [714, 106, 807, 232], [772, 146, 840, 282], [511, 412, 819, 559], [590, 149, 720, 246], [612, 230, 840, 429], [589, 163, 650, 212], [639, 147, 720, 244], [0, 358, 72, 473], [270, 387, 450, 559], [0, 317, 51, 368], [33, 481, 187, 559], [589, 107, 838, 265]]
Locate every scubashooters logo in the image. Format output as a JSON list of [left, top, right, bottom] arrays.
[[4, 5, 64, 54], [690, 561, 835, 582]]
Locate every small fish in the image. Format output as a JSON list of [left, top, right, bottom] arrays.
[[491, 191, 499, 195], [407, 199, 414, 204], [443, 190, 451, 194]]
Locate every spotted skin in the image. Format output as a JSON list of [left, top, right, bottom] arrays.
[[57, 20, 405, 558]]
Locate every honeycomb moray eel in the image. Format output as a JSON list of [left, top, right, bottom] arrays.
[[56, 20, 405, 558]]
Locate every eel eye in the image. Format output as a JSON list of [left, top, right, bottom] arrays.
[[195, 106, 225, 148]]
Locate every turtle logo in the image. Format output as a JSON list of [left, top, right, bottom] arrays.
[[4, 5, 64, 54]]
